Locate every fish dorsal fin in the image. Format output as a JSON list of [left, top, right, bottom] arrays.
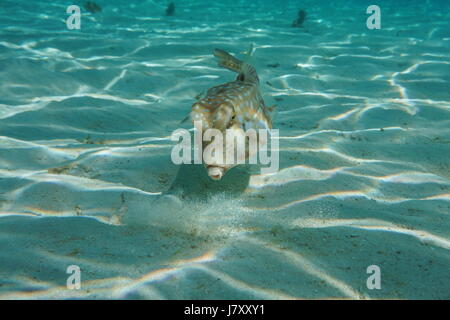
[[242, 43, 255, 63]]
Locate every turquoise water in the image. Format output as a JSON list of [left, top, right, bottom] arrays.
[[0, 0, 449, 299]]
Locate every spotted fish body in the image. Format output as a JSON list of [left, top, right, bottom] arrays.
[[191, 49, 272, 180]]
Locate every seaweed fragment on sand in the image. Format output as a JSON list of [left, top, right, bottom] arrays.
[[84, 1, 102, 14], [165, 2, 175, 16], [292, 9, 307, 28]]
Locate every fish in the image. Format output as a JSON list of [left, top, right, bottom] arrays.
[[165, 2, 175, 16], [292, 9, 307, 28], [190, 49, 273, 180], [83, 1, 102, 14]]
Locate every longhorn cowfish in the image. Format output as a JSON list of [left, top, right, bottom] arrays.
[[190, 49, 272, 180]]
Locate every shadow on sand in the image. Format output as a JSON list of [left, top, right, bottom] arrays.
[[166, 163, 251, 201]]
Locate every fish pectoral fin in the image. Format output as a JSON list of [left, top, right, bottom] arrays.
[[211, 103, 235, 131]]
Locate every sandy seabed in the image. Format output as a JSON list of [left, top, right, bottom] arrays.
[[0, 0, 449, 299]]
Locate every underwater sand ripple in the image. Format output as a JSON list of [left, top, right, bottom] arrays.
[[0, 0, 449, 299]]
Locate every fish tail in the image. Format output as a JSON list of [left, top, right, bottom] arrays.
[[213, 49, 242, 72], [213, 49, 259, 83]]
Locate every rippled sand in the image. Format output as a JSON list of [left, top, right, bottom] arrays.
[[0, 0, 449, 299]]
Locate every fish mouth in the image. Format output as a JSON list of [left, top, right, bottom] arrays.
[[207, 166, 225, 180]]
